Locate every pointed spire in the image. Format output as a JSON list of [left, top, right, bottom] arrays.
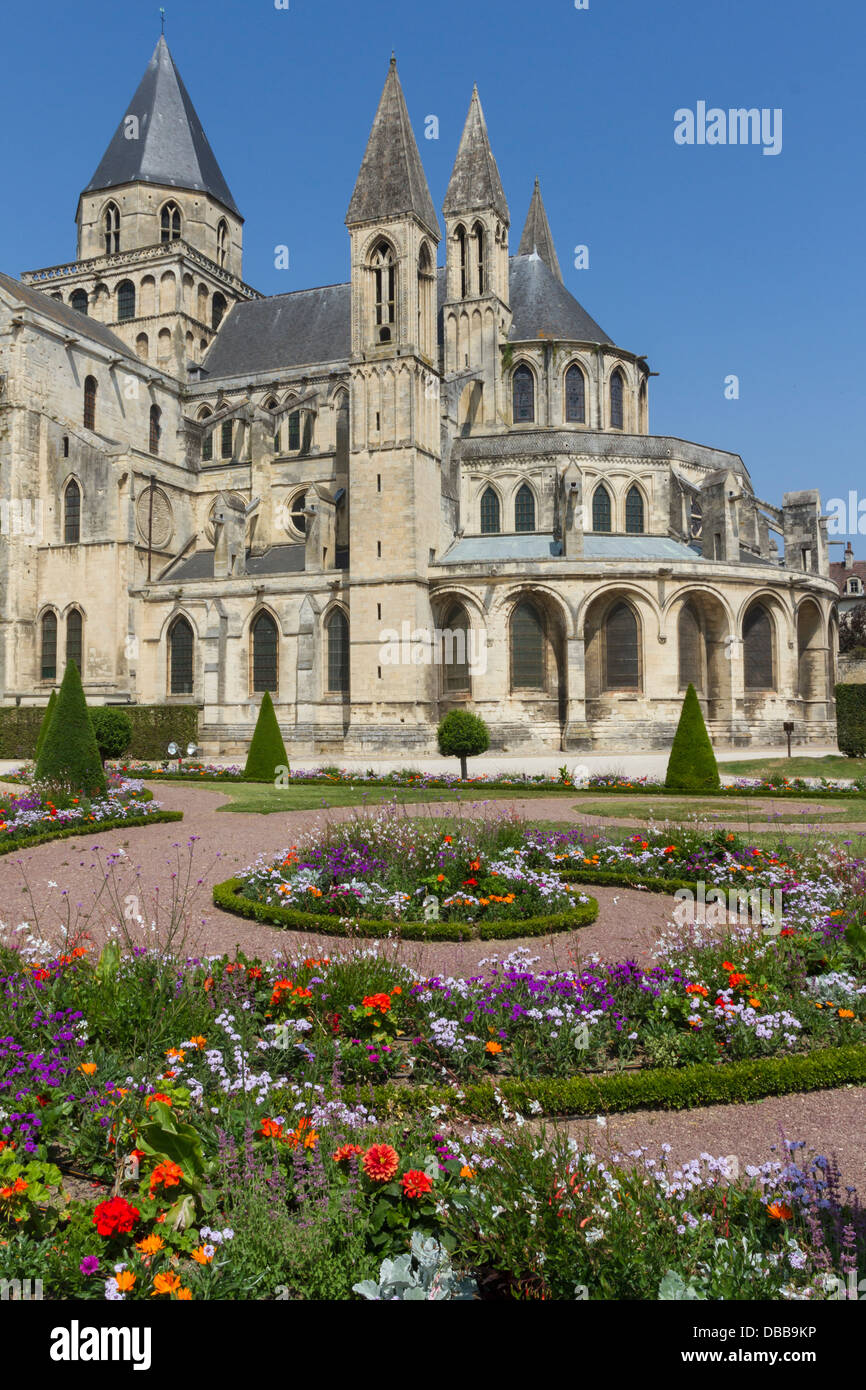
[[346, 58, 439, 237], [443, 87, 509, 223], [83, 36, 240, 217], [518, 178, 563, 283]]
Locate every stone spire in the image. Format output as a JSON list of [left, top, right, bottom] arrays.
[[443, 86, 509, 223], [82, 36, 240, 216], [518, 178, 563, 283], [346, 57, 439, 237]]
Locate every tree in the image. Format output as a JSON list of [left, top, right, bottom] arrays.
[[244, 691, 289, 782], [34, 689, 58, 761], [665, 684, 720, 792], [839, 605, 866, 657], [90, 708, 134, 763], [34, 660, 107, 797], [437, 709, 490, 780]]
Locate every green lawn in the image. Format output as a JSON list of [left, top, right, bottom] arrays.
[[570, 795, 866, 824], [721, 754, 865, 780], [194, 782, 567, 813]]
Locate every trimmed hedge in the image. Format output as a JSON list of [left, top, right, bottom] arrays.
[[837, 683, 866, 758], [34, 689, 57, 761], [0, 811, 183, 858], [213, 876, 598, 941], [0, 704, 200, 761], [351, 1044, 866, 1120], [665, 684, 721, 792], [559, 867, 710, 895], [244, 692, 289, 783], [35, 661, 106, 797]]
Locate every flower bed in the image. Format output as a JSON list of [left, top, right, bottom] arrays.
[[0, 782, 179, 852]]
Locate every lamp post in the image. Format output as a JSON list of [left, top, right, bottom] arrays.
[[783, 721, 795, 759]]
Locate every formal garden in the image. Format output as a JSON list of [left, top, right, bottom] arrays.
[[0, 672, 864, 1301]]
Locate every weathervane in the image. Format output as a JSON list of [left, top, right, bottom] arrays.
[[160, 7, 165, 34]]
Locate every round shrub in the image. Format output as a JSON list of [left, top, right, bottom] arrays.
[[90, 707, 134, 762], [437, 709, 490, 779]]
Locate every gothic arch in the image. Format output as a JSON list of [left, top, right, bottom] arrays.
[[563, 361, 588, 424], [512, 361, 536, 424], [322, 604, 350, 696]]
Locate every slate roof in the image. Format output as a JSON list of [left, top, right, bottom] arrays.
[[517, 180, 563, 283], [0, 271, 138, 360], [83, 37, 240, 217], [437, 534, 705, 565], [200, 257, 613, 380], [443, 88, 509, 222], [346, 59, 439, 237], [161, 544, 348, 581]]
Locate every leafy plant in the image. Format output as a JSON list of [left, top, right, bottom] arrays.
[[353, 1231, 477, 1300]]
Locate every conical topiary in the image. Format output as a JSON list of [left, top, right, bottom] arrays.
[[665, 683, 720, 792], [244, 692, 289, 782], [34, 660, 107, 797], [34, 688, 58, 761]]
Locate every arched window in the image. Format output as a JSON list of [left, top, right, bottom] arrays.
[[161, 202, 181, 243], [66, 609, 83, 673], [604, 602, 639, 690], [515, 484, 536, 533], [371, 241, 396, 342], [64, 480, 81, 543], [149, 405, 161, 456], [442, 603, 471, 693], [216, 220, 229, 268], [169, 616, 193, 695], [211, 293, 227, 330], [480, 487, 500, 534], [289, 491, 307, 535], [743, 603, 775, 690], [564, 364, 586, 423], [512, 365, 535, 424], [625, 485, 645, 534], [41, 612, 57, 682], [418, 242, 435, 355], [326, 609, 350, 694], [199, 408, 213, 462], [678, 603, 704, 690], [135, 333, 149, 360], [592, 484, 612, 533], [456, 225, 468, 298], [335, 391, 350, 462], [116, 280, 136, 321], [252, 611, 279, 694], [511, 600, 546, 689], [609, 369, 624, 429], [221, 419, 233, 459], [472, 221, 485, 294], [70, 289, 89, 316], [103, 202, 120, 255], [287, 411, 301, 452], [83, 376, 97, 432]]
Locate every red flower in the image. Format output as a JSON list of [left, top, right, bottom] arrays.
[[258, 1118, 284, 1140], [92, 1196, 140, 1238], [333, 1143, 364, 1164], [149, 1160, 184, 1194], [362, 993, 392, 1014], [401, 1169, 434, 1199], [362, 1144, 400, 1182], [462, 879, 478, 887]]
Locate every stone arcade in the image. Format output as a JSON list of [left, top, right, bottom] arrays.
[[0, 38, 838, 754]]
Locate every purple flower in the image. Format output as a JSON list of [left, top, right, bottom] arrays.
[[79, 1256, 100, 1276]]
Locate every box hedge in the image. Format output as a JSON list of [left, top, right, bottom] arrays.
[[0, 703, 199, 761], [836, 683, 866, 757]]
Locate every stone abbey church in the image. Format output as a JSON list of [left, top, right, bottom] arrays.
[[0, 37, 839, 754]]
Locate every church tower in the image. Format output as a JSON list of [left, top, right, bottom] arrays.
[[518, 177, 563, 281], [24, 36, 256, 377], [344, 57, 442, 748], [442, 87, 511, 428]]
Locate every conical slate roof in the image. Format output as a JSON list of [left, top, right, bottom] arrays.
[[83, 37, 240, 217], [518, 178, 563, 283], [346, 58, 439, 237], [443, 87, 509, 222]]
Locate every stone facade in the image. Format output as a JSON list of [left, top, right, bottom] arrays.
[[0, 39, 839, 755]]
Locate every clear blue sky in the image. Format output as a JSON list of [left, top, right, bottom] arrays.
[[3, 0, 864, 553]]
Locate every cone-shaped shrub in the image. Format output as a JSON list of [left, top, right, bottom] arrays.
[[244, 692, 289, 782], [665, 683, 720, 792], [34, 688, 58, 760], [34, 661, 107, 796]]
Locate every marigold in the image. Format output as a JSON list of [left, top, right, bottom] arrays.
[[79, 1062, 98, 1076], [838, 1009, 855, 1019], [362, 1144, 400, 1182], [177, 1287, 193, 1300], [401, 1169, 434, 1199], [460, 1165, 476, 1180]]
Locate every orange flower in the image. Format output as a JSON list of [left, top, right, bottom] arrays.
[[460, 1165, 476, 1179], [485, 1040, 503, 1054], [115, 1270, 136, 1293], [748, 998, 762, 1008], [177, 1287, 193, 1300], [145, 1092, 173, 1108], [149, 1160, 184, 1194], [136, 1233, 165, 1255], [766, 1202, 793, 1220], [191, 1245, 213, 1265], [838, 1009, 855, 1019], [165, 1048, 185, 1061], [152, 1272, 182, 1296], [79, 1063, 98, 1076], [258, 1118, 284, 1140], [401, 1169, 434, 1199], [469, 859, 481, 871], [362, 1144, 400, 1182], [333, 1144, 364, 1164]]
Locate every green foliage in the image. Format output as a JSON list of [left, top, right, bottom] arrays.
[[34, 689, 57, 760], [33, 661, 106, 796], [836, 683, 866, 757], [665, 684, 721, 792], [244, 691, 289, 783], [437, 709, 490, 778], [0, 703, 199, 762], [213, 876, 598, 940], [0, 812, 181, 860], [354, 1231, 477, 1300], [90, 707, 133, 762]]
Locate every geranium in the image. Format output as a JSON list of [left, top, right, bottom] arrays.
[[145, 1092, 173, 1109], [401, 1170, 433, 1199], [149, 1160, 184, 1194], [362, 1144, 400, 1182], [362, 993, 392, 1014], [93, 1196, 140, 1238]]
